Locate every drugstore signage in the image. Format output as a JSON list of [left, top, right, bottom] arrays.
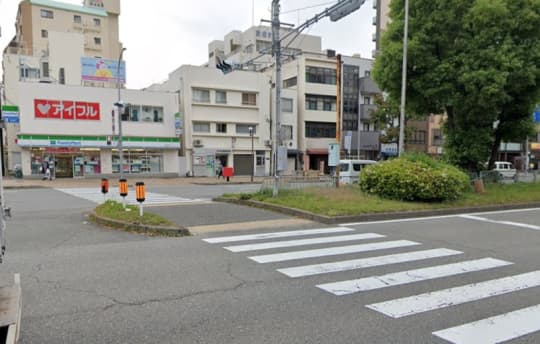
[[34, 99, 100, 120]]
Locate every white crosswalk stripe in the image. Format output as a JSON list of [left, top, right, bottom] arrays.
[[317, 258, 512, 296], [56, 187, 210, 206], [432, 303, 540, 344], [224, 233, 385, 252], [203, 227, 356, 243], [366, 270, 540, 318], [277, 248, 463, 278], [249, 240, 421, 263]]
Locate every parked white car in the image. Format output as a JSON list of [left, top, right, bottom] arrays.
[[338, 159, 378, 184], [492, 161, 517, 179]]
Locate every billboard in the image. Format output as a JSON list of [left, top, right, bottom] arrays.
[[34, 99, 101, 120], [81, 57, 126, 83]]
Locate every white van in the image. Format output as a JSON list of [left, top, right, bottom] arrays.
[[338, 159, 378, 184], [492, 161, 517, 179]]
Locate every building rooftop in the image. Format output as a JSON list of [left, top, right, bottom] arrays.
[[29, 0, 108, 17]]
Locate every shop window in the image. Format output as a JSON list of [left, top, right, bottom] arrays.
[[112, 150, 163, 174]]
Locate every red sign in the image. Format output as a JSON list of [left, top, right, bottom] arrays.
[[34, 99, 100, 120]]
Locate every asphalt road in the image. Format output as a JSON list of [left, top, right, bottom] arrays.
[[2, 187, 540, 343]]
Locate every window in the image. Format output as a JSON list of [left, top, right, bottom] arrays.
[[305, 66, 336, 85], [193, 122, 210, 133], [93, 18, 101, 26], [409, 130, 426, 144], [122, 105, 163, 123], [215, 90, 227, 104], [364, 96, 371, 105], [364, 70, 371, 77], [432, 129, 442, 146], [193, 89, 210, 103], [129, 105, 139, 121], [41, 29, 48, 38], [281, 98, 293, 112], [363, 122, 370, 131], [152, 107, 163, 122], [41, 62, 49, 78], [94, 37, 101, 45], [74, 15, 82, 23], [59, 68, 65, 84], [40, 9, 53, 19], [216, 123, 227, 133], [256, 40, 272, 52], [305, 122, 336, 138], [19, 67, 40, 80], [305, 94, 336, 111], [281, 125, 293, 140], [242, 93, 257, 106], [283, 77, 297, 88], [236, 124, 256, 134]]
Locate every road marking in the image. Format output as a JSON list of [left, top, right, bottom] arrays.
[[366, 270, 540, 318], [432, 304, 540, 344], [249, 240, 420, 264], [317, 258, 512, 296], [56, 187, 210, 206], [340, 207, 540, 227], [459, 214, 540, 231], [277, 248, 463, 278], [224, 233, 385, 252], [203, 227, 355, 243]]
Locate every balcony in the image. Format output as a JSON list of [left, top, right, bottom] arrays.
[[360, 104, 377, 120]]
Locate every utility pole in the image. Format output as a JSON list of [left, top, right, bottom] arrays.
[[272, 0, 281, 197], [116, 47, 126, 179], [398, 0, 409, 157], [336, 54, 342, 187]]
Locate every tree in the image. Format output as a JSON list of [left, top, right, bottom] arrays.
[[373, 0, 540, 171], [370, 94, 411, 144]]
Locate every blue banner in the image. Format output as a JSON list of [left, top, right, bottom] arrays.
[[81, 57, 126, 83], [534, 107, 540, 123]]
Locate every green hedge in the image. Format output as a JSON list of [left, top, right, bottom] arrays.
[[359, 154, 470, 202]]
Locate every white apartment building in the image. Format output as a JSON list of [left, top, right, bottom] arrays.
[[148, 65, 273, 177], [2, 0, 181, 177]]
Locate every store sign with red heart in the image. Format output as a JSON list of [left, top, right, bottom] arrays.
[[34, 99, 101, 120]]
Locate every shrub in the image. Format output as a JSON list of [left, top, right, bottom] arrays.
[[359, 154, 470, 202]]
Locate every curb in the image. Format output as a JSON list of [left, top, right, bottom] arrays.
[[88, 211, 191, 236], [214, 197, 540, 224]]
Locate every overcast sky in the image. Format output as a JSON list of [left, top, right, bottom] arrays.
[[0, 0, 375, 89]]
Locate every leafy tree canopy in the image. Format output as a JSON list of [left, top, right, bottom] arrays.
[[373, 0, 540, 171]]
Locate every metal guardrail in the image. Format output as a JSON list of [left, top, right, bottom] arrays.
[[260, 175, 336, 191]]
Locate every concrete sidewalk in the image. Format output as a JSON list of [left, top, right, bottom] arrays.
[[2, 175, 264, 189]]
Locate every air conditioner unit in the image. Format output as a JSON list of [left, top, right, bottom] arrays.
[[264, 140, 272, 147], [193, 139, 203, 147]]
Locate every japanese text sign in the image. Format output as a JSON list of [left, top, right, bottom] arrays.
[[34, 99, 101, 120]]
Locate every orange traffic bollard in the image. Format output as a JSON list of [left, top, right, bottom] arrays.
[[119, 179, 128, 208], [101, 178, 109, 194], [135, 182, 145, 216]]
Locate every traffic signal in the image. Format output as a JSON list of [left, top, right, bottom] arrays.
[[216, 58, 232, 74], [329, 0, 365, 22]]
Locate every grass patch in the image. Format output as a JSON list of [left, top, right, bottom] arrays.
[[95, 200, 176, 227], [223, 182, 540, 217]]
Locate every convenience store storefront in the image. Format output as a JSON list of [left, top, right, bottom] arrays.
[[17, 135, 180, 178]]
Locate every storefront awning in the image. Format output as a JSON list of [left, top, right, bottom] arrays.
[[17, 134, 181, 149]]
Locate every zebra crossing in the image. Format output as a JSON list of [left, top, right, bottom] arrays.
[[203, 226, 540, 343], [56, 187, 211, 206]]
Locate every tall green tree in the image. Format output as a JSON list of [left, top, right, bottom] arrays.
[[373, 0, 540, 171]]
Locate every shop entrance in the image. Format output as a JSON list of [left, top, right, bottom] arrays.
[[55, 155, 73, 178]]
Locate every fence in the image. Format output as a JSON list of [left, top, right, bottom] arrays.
[[260, 175, 336, 192], [472, 171, 540, 184]]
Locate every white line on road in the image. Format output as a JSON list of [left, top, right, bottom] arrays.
[[277, 248, 463, 278], [340, 207, 540, 227], [317, 258, 512, 296], [459, 214, 540, 231], [433, 304, 540, 344], [203, 227, 356, 244], [249, 240, 421, 264], [224, 233, 385, 252], [366, 270, 540, 319]]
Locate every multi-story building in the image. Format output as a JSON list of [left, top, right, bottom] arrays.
[[2, 0, 181, 177]]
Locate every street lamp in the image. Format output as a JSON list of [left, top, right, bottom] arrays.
[[116, 47, 126, 179], [249, 126, 254, 182]]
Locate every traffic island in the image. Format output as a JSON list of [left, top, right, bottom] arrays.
[[89, 200, 190, 236]]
